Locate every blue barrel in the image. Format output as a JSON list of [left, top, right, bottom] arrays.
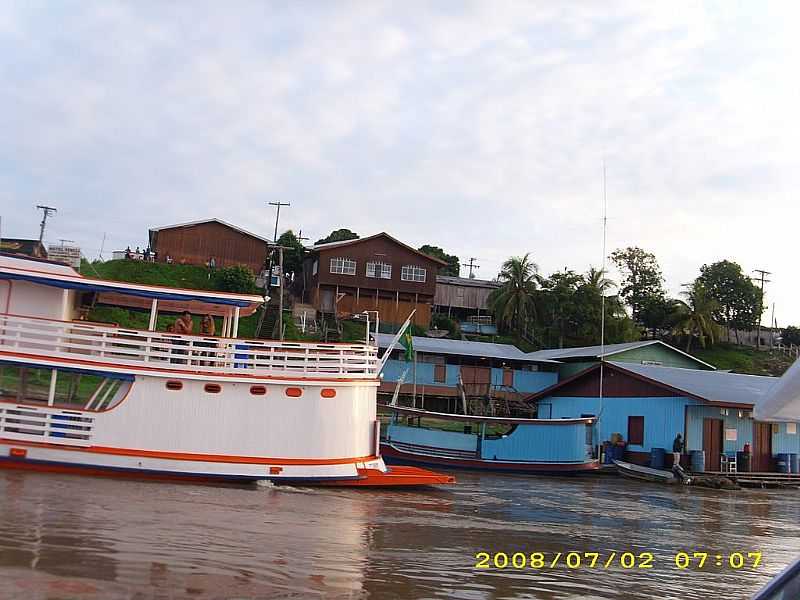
[[791, 454, 799, 474], [690, 450, 705, 472], [777, 453, 791, 473], [650, 447, 666, 470], [603, 443, 614, 464]]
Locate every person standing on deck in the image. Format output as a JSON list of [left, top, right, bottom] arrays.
[[200, 314, 216, 366], [672, 434, 684, 467], [173, 311, 194, 364]]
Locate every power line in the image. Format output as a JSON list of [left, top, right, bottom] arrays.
[[36, 205, 57, 243]]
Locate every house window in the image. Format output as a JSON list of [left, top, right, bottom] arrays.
[[628, 416, 644, 446], [434, 364, 446, 383], [330, 257, 356, 275], [502, 368, 514, 388], [401, 265, 426, 282], [366, 262, 392, 279], [312, 260, 318, 275]]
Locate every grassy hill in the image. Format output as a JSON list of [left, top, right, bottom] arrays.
[[689, 342, 796, 377], [81, 259, 215, 290]]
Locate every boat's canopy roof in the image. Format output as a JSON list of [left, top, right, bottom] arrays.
[[753, 359, 800, 422], [0, 253, 265, 314], [387, 405, 595, 425]]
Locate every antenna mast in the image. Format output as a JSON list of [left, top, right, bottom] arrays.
[[599, 162, 608, 421]]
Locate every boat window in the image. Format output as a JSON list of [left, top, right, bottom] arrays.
[[628, 416, 645, 445], [166, 380, 183, 391], [320, 388, 336, 398], [250, 385, 267, 396], [0, 364, 131, 412], [204, 383, 222, 394], [285, 387, 303, 397]]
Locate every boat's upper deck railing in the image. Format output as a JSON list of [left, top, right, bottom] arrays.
[[0, 313, 379, 379]]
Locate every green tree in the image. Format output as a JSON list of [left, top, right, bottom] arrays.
[[537, 270, 585, 348], [697, 260, 762, 343], [213, 265, 257, 294], [610, 247, 667, 334], [418, 244, 460, 276], [275, 230, 307, 278], [315, 229, 359, 245], [585, 266, 615, 294], [671, 280, 720, 351], [488, 254, 539, 337], [782, 326, 800, 346]]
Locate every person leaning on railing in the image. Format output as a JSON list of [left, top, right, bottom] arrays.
[[172, 311, 194, 365]]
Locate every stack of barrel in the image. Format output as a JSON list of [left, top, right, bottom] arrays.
[[776, 453, 799, 473]]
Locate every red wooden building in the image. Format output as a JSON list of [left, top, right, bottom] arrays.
[[303, 233, 447, 327], [148, 219, 270, 274]]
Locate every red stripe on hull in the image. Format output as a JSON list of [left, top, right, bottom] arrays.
[[315, 466, 455, 487], [381, 444, 600, 473]]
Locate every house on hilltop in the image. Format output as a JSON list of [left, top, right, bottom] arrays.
[[148, 219, 270, 274], [303, 232, 446, 327]]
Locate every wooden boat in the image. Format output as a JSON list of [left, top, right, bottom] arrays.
[[0, 253, 453, 487], [613, 459, 677, 484], [381, 405, 599, 473]]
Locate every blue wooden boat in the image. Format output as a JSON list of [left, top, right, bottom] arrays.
[[380, 406, 599, 474]]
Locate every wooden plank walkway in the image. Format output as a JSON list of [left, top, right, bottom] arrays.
[[700, 471, 800, 489]]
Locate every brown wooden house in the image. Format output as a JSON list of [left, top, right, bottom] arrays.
[[303, 233, 447, 327], [148, 219, 270, 274]]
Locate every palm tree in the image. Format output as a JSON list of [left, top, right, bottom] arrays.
[[586, 266, 615, 294], [671, 280, 720, 351], [488, 254, 539, 336]]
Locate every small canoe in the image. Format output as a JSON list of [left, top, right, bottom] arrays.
[[613, 459, 677, 484]]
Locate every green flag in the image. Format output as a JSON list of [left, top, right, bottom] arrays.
[[398, 326, 414, 362]]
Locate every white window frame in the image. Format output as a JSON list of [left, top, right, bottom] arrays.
[[366, 261, 392, 279], [401, 264, 426, 282], [330, 257, 356, 275]]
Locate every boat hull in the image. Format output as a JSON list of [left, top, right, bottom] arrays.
[[381, 442, 599, 474], [613, 459, 676, 484], [0, 441, 453, 486]]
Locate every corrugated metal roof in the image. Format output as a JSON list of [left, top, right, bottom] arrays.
[[313, 233, 448, 265], [526, 340, 715, 369], [611, 362, 778, 405], [435, 275, 501, 289], [371, 333, 558, 363], [149, 218, 272, 243]]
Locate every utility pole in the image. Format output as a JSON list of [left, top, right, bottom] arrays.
[[465, 257, 480, 279], [753, 269, 771, 350], [268, 201, 291, 243], [36, 205, 57, 243]]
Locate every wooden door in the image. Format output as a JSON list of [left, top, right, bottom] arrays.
[[502, 368, 514, 388], [703, 418, 723, 471], [460, 366, 491, 396], [320, 289, 334, 313], [752, 422, 773, 472]]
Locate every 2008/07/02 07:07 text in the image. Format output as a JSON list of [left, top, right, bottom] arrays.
[[474, 551, 763, 570]]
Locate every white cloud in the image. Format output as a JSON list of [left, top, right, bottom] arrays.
[[2, 1, 800, 323]]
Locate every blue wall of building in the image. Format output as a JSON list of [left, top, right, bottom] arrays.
[[381, 359, 557, 393], [686, 406, 800, 455], [544, 395, 697, 453]]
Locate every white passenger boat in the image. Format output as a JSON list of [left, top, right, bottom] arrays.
[[0, 253, 453, 486]]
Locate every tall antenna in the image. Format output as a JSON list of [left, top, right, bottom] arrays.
[[36, 205, 57, 243], [599, 162, 608, 420]]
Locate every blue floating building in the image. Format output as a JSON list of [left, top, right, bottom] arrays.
[[527, 361, 800, 472], [372, 333, 559, 412]]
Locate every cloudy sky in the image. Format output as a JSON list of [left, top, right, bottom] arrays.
[[2, 1, 799, 324]]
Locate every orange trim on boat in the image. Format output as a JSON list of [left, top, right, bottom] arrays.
[[0, 437, 378, 465], [316, 466, 456, 487]]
